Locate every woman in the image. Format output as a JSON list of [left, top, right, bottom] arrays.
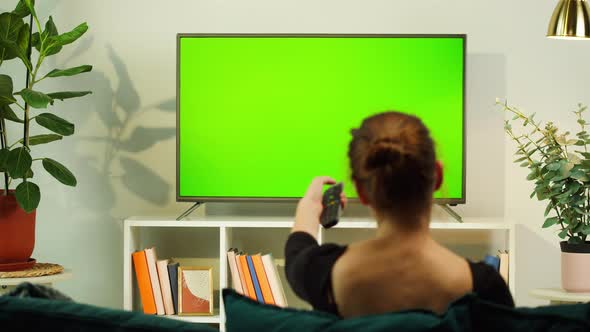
[[285, 112, 514, 318]]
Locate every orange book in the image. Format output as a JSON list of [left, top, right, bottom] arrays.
[[252, 254, 275, 305], [239, 254, 257, 300], [235, 254, 249, 297], [132, 251, 156, 314]]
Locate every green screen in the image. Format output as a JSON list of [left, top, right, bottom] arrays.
[[178, 35, 464, 201]]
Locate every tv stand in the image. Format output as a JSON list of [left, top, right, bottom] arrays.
[[176, 202, 204, 221], [439, 204, 463, 223], [123, 215, 515, 329]]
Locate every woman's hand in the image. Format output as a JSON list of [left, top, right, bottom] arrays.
[[292, 176, 347, 238]]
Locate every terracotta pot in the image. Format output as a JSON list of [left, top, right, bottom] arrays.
[[561, 241, 590, 292], [0, 192, 36, 264]]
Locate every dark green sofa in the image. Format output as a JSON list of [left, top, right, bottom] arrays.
[[2, 289, 590, 332], [222, 289, 590, 332], [0, 295, 216, 332]]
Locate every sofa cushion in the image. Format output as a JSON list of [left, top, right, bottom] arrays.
[[223, 289, 590, 332], [223, 289, 336, 332], [0, 295, 217, 332], [222, 289, 468, 332], [469, 298, 590, 332]]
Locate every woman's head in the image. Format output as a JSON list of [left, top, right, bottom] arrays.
[[348, 111, 439, 223]]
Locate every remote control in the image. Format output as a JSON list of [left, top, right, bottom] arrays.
[[320, 182, 343, 228]]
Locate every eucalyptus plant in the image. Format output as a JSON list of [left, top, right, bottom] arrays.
[[0, 0, 92, 212], [500, 100, 590, 244]]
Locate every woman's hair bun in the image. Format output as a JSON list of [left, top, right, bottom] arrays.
[[364, 138, 404, 172], [348, 112, 436, 220]]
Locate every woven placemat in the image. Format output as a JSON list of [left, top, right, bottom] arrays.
[[0, 263, 64, 278]]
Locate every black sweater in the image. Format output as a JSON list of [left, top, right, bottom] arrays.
[[285, 231, 515, 315]]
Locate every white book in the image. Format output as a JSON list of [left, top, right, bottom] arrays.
[[262, 254, 287, 307], [498, 251, 509, 284], [156, 259, 175, 315], [144, 247, 165, 315], [227, 250, 244, 294]]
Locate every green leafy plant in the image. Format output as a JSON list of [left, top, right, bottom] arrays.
[[0, 0, 92, 212], [500, 100, 590, 244]]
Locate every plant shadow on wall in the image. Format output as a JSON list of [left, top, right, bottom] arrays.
[[34, 43, 175, 306], [80, 46, 176, 210]]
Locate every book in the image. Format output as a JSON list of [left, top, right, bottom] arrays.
[[238, 254, 257, 300], [252, 254, 275, 305], [235, 254, 249, 297], [156, 259, 174, 315], [483, 254, 500, 271], [262, 254, 288, 307], [132, 251, 156, 314], [144, 247, 165, 315], [167, 262, 179, 314], [498, 251, 509, 284], [227, 249, 244, 294], [247, 255, 264, 303]]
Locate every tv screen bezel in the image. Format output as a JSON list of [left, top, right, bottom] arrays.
[[176, 33, 466, 205]]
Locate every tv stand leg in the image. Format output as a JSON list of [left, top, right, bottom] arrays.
[[439, 204, 463, 223], [176, 202, 204, 221]]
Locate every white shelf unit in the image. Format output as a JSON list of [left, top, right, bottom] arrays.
[[123, 216, 515, 330]]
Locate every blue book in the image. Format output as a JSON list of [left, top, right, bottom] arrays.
[[167, 262, 179, 314], [483, 255, 500, 271], [246, 255, 264, 303]]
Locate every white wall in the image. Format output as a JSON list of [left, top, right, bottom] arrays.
[[0, 0, 580, 308]]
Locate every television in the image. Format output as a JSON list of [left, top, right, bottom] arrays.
[[177, 34, 465, 204]]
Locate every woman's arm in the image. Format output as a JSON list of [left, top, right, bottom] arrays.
[[284, 231, 347, 310], [285, 176, 349, 310]]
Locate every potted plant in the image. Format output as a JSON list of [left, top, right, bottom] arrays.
[[500, 100, 590, 292], [0, 0, 91, 270]]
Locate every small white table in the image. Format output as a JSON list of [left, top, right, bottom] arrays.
[[0, 269, 73, 295], [530, 288, 590, 305]]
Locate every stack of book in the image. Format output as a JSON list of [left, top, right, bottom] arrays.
[[483, 250, 509, 284], [132, 247, 179, 315], [226, 249, 288, 307]]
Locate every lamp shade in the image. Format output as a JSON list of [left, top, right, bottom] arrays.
[[547, 0, 590, 39]]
